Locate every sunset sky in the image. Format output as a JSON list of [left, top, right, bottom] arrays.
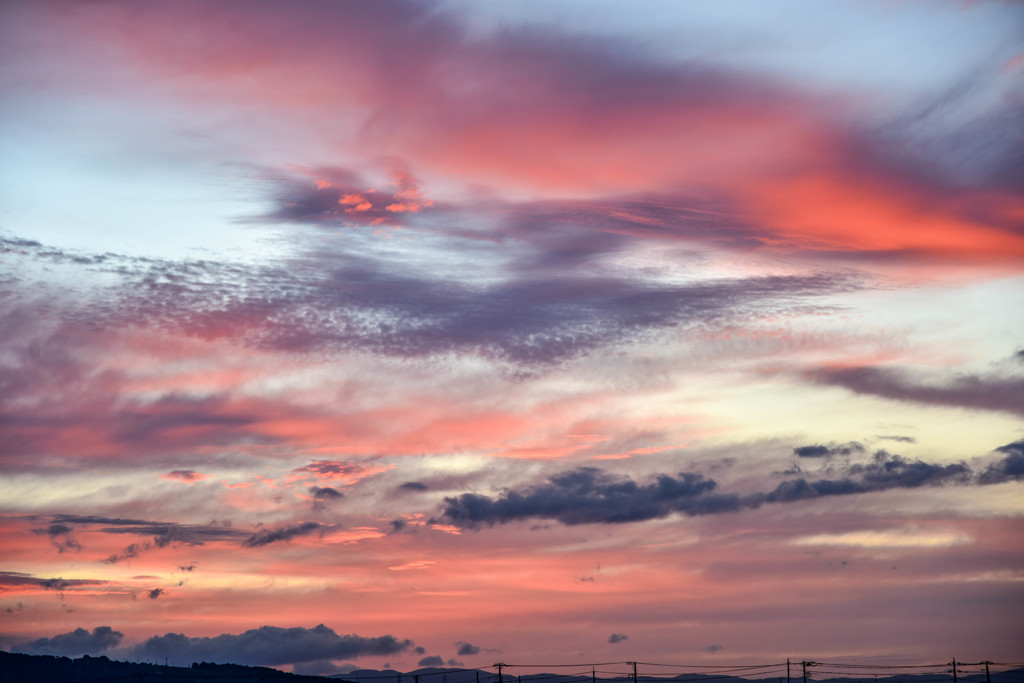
[[1, 0, 1023, 676]]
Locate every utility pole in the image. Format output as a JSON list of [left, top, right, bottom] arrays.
[[984, 662, 991, 683], [802, 661, 813, 683], [496, 662, 505, 683], [951, 659, 958, 683], [593, 668, 597, 683], [630, 662, 638, 683], [787, 659, 790, 683]]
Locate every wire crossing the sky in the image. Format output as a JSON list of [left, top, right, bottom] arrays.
[[338, 660, 1024, 683]]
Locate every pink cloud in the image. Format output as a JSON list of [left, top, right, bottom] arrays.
[[160, 470, 212, 484], [17, 0, 1021, 264]]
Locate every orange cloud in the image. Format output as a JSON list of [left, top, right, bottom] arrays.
[[745, 173, 1024, 259]]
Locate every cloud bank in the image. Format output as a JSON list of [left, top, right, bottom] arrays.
[[128, 624, 413, 667], [15, 626, 124, 657], [439, 448, 1010, 528]]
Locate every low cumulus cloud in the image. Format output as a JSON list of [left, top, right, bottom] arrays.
[[129, 624, 412, 667], [439, 448, 1005, 528], [757, 451, 972, 505], [977, 441, 1024, 485], [608, 633, 628, 644], [439, 467, 741, 527], [310, 486, 344, 511], [455, 641, 480, 656], [418, 655, 445, 667], [311, 486, 344, 500], [14, 626, 123, 657]]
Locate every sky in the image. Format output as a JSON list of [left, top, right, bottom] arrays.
[[1, 0, 1023, 676]]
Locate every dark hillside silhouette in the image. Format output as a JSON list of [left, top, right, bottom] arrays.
[[0, 650, 351, 682], [2, 653, 1022, 683]]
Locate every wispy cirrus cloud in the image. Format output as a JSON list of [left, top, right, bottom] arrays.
[[12, 0, 1019, 262], [809, 364, 1024, 417], [2, 235, 856, 368]]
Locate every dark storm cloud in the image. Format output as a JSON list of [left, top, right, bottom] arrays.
[[793, 441, 865, 458], [241, 522, 322, 548], [45, 514, 245, 544], [439, 450, 986, 528], [39, 577, 102, 593], [43, 514, 322, 553], [418, 656, 445, 667], [608, 633, 628, 644], [438, 467, 742, 528], [810, 365, 1024, 417], [128, 624, 412, 667], [310, 486, 344, 512], [13, 626, 123, 657], [105, 543, 146, 565], [311, 486, 344, 499], [0, 571, 106, 591], [977, 440, 1024, 485], [56, 517, 247, 564], [847, 450, 971, 488], [752, 451, 971, 505], [0, 572, 108, 603], [455, 641, 480, 656], [32, 522, 81, 553], [50, 514, 157, 527]]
